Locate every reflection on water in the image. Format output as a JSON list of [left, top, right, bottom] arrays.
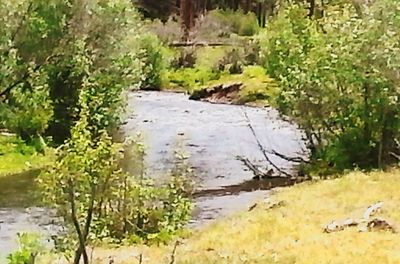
[[0, 170, 61, 259], [0, 169, 41, 208]]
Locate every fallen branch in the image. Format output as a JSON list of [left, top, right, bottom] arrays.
[[169, 42, 233, 47], [390, 152, 400, 161], [268, 149, 310, 164], [324, 202, 396, 233], [363, 201, 384, 220], [237, 156, 285, 179]]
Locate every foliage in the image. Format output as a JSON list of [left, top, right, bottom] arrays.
[[165, 67, 221, 92], [46, 1, 142, 142], [137, 33, 168, 90], [7, 233, 45, 264], [0, 0, 142, 143], [144, 17, 183, 43], [39, 89, 193, 262], [0, 0, 60, 140], [2, 87, 52, 142], [195, 46, 232, 70], [260, 2, 400, 173]]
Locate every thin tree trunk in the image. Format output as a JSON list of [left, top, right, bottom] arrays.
[[68, 179, 89, 264]]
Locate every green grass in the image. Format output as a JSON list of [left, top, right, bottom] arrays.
[[0, 135, 51, 176], [86, 169, 400, 264], [205, 65, 279, 106], [164, 65, 279, 106]]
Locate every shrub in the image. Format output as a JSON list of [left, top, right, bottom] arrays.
[[137, 33, 167, 90], [7, 233, 45, 264], [260, 3, 400, 172], [165, 67, 221, 92], [0, 0, 143, 143], [2, 77, 53, 141], [145, 16, 183, 43]]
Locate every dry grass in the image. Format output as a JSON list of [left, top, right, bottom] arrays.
[[89, 169, 400, 264]]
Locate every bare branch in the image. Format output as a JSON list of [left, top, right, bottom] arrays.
[[267, 149, 310, 164], [240, 107, 292, 177], [236, 156, 287, 179]]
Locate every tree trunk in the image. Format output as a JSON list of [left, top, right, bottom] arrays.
[[181, 0, 195, 42], [308, 0, 315, 18]]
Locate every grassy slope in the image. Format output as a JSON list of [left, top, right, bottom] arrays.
[[0, 135, 51, 176], [93, 169, 400, 264]]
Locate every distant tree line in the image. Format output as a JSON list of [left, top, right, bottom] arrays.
[[135, 0, 277, 39]]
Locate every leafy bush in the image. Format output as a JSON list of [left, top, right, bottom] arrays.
[[137, 33, 168, 90], [260, 3, 400, 173], [39, 85, 192, 263], [145, 17, 183, 43], [0, 0, 143, 143], [2, 82, 53, 141], [7, 233, 44, 264], [165, 67, 221, 92]]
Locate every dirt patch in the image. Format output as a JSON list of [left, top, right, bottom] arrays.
[[189, 82, 243, 104]]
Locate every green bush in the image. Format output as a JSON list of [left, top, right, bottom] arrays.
[[0, 0, 143, 143], [2, 82, 53, 141], [165, 67, 221, 92], [137, 33, 167, 90], [232, 12, 260, 36], [7, 233, 44, 264], [260, 3, 400, 172]]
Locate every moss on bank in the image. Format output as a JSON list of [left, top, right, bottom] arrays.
[[0, 135, 52, 176], [165, 65, 279, 106], [91, 169, 400, 264]]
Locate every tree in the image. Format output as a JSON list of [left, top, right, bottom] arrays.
[[0, 0, 142, 143], [260, 1, 400, 172]]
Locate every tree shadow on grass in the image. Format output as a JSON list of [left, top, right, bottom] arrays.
[[0, 169, 41, 208]]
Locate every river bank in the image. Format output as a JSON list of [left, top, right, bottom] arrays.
[[92, 169, 400, 264]]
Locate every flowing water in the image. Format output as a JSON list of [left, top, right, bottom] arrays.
[[121, 91, 308, 226], [0, 91, 308, 258]]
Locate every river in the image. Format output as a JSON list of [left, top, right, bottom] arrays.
[[121, 91, 308, 225], [0, 91, 308, 258]]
